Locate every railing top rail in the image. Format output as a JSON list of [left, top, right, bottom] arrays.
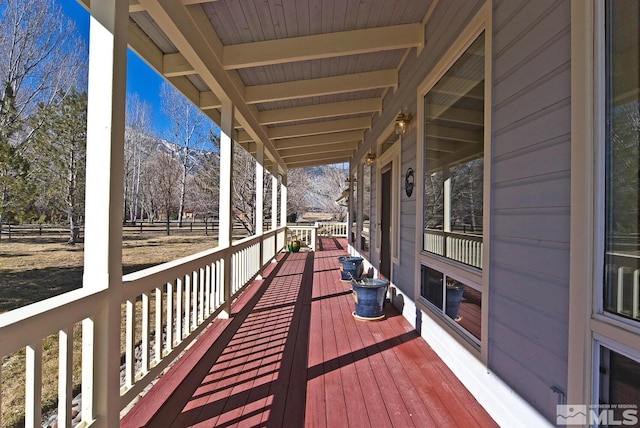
[[0, 288, 106, 356]]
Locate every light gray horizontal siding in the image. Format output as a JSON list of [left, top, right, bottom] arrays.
[[489, 0, 571, 422]]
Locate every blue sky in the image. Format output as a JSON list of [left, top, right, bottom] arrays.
[[59, 0, 170, 137]]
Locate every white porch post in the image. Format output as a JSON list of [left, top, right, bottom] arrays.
[[280, 174, 287, 228], [255, 143, 264, 276], [271, 172, 278, 230], [219, 100, 234, 317], [82, 0, 127, 426]]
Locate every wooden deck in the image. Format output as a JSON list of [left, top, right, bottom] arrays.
[[121, 237, 496, 427]]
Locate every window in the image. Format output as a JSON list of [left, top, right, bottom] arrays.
[[598, 345, 640, 423], [603, 1, 640, 324], [422, 32, 485, 270], [420, 266, 482, 341]]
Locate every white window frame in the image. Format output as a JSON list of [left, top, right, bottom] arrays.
[[569, 0, 640, 408], [414, 2, 491, 360]]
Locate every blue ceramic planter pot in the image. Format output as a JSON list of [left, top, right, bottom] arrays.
[[350, 277, 388, 321], [338, 256, 363, 281]]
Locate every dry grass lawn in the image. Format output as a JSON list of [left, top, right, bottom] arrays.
[[0, 231, 219, 427]]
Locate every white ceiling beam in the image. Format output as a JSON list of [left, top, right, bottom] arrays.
[[274, 131, 364, 150], [258, 98, 381, 125], [129, 0, 145, 13], [223, 24, 423, 70], [279, 143, 357, 159], [163, 52, 197, 77], [139, 0, 286, 173], [245, 70, 397, 104], [199, 90, 221, 110], [269, 117, 371, 140], [286, 154, 351, 169]]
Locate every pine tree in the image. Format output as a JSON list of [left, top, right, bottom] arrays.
[[30, 89, 87, 244], [0, 81, 34, 223]]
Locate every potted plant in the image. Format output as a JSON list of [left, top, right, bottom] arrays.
[[288, 240, 301, 252], [350, 276, 389, 321]]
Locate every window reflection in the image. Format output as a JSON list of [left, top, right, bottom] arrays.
[[604, 1, 640, 323], [422, 32, 484, 269]]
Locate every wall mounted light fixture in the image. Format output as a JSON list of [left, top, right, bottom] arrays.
[[365, 149, 376, 166], [394, 108, 412, 136]]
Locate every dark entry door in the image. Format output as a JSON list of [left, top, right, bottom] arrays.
[[380, 164, 392, 279]]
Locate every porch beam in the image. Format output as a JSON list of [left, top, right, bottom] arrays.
[[163, 52, 197, 77], [285, 155, 351, 169], [245, 70, 397, 104], [130, 0, 218, 12], [258, 98, 381, 125], [269, 117, 372, 140], [223, 24, 423, 70], [278, 143, 357, 159], [274, 130, 363, 150], [284, 153, 353, 166]]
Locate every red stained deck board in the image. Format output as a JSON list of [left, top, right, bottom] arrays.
[[122, 238, 496, 428]]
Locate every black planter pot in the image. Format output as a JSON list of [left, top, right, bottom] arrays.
[[350, 277, 389, 321]]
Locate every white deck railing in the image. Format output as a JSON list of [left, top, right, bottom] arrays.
[[0, 227, 286, 427], [286, 222, 348, 251], [424, 229, 483, 269], [316, 221, 348, 237]]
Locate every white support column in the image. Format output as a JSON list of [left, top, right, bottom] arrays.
[[81, 0, 128, 425], [219, 100, 234, 317], [280, 174, 287, 229], [271, 172, 278, 230], [256, 143, 264, 277]]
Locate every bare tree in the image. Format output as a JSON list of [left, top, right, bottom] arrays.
[[286, 168, 311, 222], [0, 0, 85, 129], [144, 150, 181, 235], [160, 82, 210, 227], [232, 145, 256, 235], [124, 94, 154, 223], [308, 165, 348, 221]]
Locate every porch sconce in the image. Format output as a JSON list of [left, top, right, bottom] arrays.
[[394, 108, 412, 136], [365, 150, 376, 166]]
